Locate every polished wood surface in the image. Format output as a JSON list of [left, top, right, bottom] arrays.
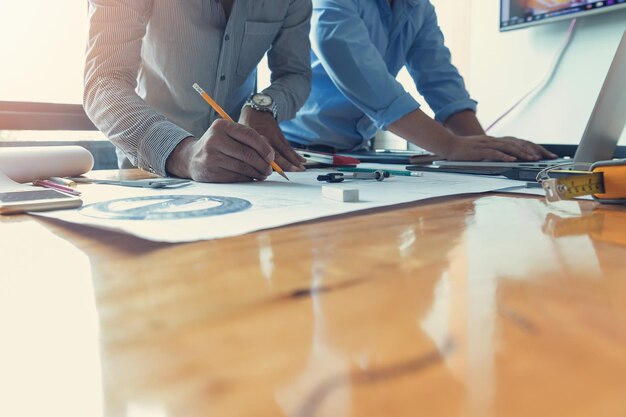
[[1, 169, 626, 417]]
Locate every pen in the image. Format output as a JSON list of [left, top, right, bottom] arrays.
[[32, 179, 81, 196], [337, 167, 423, 177], [48, 176, 77, 188], [192, 83, 289, 181], [317, 170, 388, 182]]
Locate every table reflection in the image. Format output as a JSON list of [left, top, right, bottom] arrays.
[[0, 221, 101, 417]]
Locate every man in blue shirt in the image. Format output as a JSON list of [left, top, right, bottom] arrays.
[[282, 0, 556, 162]]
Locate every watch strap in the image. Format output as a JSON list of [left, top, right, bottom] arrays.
[[244, 94, 278, 119]]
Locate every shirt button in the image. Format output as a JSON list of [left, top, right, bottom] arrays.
[[224, 34, 230, 41], [220, 75, 226, 81]]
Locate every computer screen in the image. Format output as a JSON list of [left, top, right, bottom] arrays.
[[501, 0, 626, 31]]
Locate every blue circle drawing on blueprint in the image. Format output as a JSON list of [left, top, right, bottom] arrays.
[[80, 195, 252, 220]]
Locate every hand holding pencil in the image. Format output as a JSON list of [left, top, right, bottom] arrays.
[[165, 87, 280, 183], [192, 83, 295, 181]]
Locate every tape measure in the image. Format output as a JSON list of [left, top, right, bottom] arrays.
[[543, 209, 626, 246], [542, 159, 626, 204]]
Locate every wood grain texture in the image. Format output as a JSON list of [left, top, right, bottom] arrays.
[[1, 169, 626, 417]]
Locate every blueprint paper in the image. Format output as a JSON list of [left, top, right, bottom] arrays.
[[33, 166, 522, 243]]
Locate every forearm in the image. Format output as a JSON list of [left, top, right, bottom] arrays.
[[165, 136, 195, 179], [84, 75, 191, 175], [444, 110, 485, 136], [388, 108, 458, 156]]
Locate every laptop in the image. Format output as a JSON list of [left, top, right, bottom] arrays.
[[337, 149, 433, 164], [432, 29, 626, 170]]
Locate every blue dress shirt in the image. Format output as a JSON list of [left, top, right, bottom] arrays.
[[281, 0, 477, 151]]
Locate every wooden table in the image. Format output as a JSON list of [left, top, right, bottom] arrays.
[[1, 170, 626, 417]]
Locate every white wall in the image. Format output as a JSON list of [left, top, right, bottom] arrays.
[[466, 3, 626, 145]]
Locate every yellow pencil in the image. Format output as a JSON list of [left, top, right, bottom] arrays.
[[192, 83, 289, 181]]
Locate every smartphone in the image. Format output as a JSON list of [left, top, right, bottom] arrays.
[[0, 189, 82, 214]]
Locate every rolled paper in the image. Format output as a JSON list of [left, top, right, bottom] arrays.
[[0, 146, 94, 183]]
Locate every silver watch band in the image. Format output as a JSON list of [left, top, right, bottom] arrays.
[[245, 94, 278, 119]]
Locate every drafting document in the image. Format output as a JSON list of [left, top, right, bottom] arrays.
[[34, 167, 521, 243]]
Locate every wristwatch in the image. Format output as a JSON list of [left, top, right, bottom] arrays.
[[244, 93, 278, 119]]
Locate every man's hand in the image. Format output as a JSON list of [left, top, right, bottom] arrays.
[[442, 135, 558, 162], [239, 106, 306, 172], [389, 108, 557, 162], [441, 110, 557, 162], [165, 119, 275, 183]]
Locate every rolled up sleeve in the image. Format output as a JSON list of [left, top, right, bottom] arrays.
[[311, 0, 420, 130], [405, 1, 477, 123]]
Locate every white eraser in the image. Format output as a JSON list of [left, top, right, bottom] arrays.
[[322, 185, 359, 202]]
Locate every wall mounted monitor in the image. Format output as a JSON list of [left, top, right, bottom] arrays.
[[501, 0, 626, 31]]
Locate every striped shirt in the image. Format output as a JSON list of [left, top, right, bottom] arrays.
[[84, 0, 312, 176]]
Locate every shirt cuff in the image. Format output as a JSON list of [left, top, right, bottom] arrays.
[[375, 92, 421, 131], [137, 121, 193, 177], [261, 87, 290, 123], [435, 99, 478, 124]]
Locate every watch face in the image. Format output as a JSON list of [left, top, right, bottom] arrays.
[[252, 94, 273, 107]]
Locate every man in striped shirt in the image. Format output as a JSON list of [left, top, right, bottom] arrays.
[[84, 0, 311, 182]]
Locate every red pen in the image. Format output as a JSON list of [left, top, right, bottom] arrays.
[[32, 179, 82, 196]]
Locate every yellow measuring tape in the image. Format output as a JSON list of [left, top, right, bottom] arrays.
[[542, 159, 626, 204]]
